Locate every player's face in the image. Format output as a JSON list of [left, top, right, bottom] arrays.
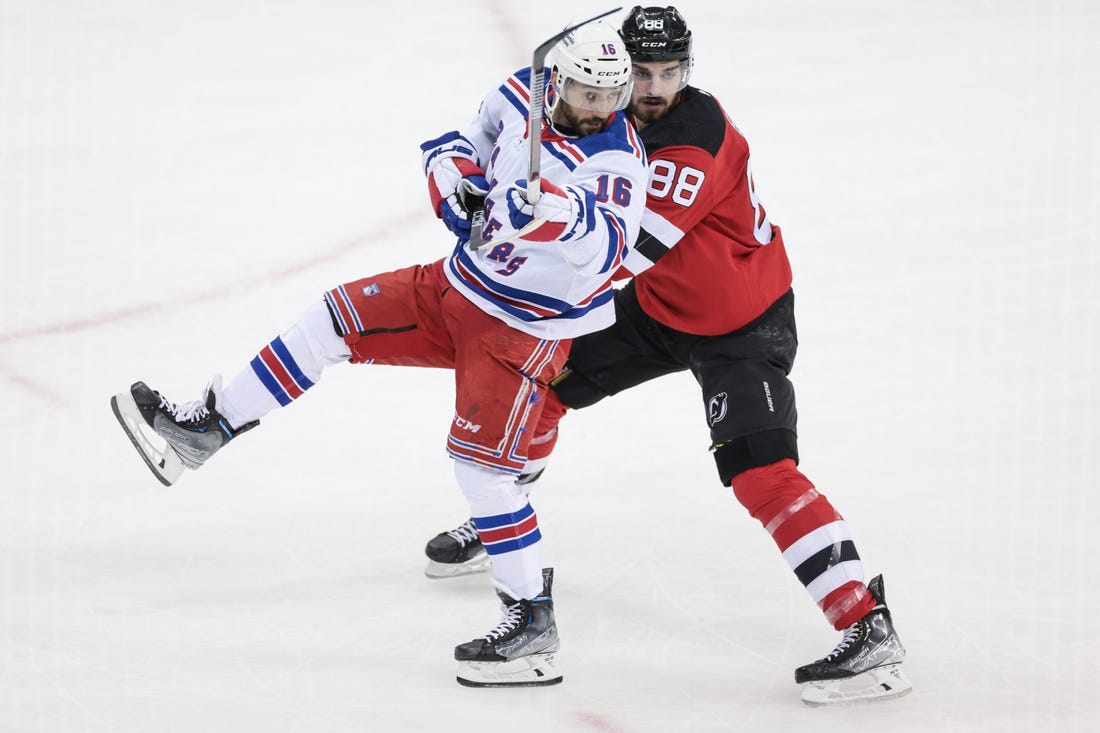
[[561, 77, 628, 112], [553, 97, 609, 136], [629, 60, 686, 125], [551, 74, 631, 136]]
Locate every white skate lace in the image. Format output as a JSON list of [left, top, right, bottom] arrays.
[[159, 395, 209, 424], [824, 622, 863, 661], [447, 520, 480, 545], [482, 602, 525, 642]]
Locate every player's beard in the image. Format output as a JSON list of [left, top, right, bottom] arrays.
[[558, 103, 607, 136], [631, 96, 672, 126]]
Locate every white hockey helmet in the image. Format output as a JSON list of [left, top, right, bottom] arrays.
[[546, 19, 634, 116]]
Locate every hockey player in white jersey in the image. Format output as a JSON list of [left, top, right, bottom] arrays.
[[110, 18, 646, 688], [421, 5, 911, 706]]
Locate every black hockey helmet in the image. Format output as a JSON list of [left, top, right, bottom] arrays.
[[620, 6, 693, 63]]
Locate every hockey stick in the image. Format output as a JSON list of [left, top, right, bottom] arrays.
[[469, 7, 622, 250]]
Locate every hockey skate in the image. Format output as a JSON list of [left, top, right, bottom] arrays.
[[110, 377, 257, 486], [424, 519, 491, 578], [454, 567, 562, 687], [795, 574, 911, 706]]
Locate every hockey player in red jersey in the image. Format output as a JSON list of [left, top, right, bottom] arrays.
[[422, 6, 911, 705], [110, 18, 648, 689]]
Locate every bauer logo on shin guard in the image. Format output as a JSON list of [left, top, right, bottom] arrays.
[[762, 381, 775, 412]]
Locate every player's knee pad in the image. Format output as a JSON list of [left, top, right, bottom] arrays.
[[550, 367, 607, 409], [290, 299, 352, 370], [257, 300, 352, 390], [221, 300, 350, 422], [454, 460, 528, 516], [712, 428, 799, 487]]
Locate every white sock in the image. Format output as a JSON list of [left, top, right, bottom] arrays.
[[454, 460, 545, 599], [220, 299, 350, 428]]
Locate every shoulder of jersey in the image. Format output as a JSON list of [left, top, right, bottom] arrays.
[[497, 66, 539, 115], [640, 86, 731, 158]]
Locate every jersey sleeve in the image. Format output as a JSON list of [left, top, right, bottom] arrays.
[[459, 67, 534, 167], [552, 149, 648, 277], [461, 93, 502, 166]]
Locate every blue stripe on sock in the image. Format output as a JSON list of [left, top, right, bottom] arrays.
[[270, 336, 315, 392], [250, 355, 292, 406], [472, 503, 535, 531]]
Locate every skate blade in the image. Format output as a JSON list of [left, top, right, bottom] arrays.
[[800, 664, 912, 706], [425, 553, 492, 579], [110, 392, 184, 487], [456, 653, 562, 688]]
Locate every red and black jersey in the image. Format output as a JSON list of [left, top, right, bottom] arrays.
[[626, 87, 793, 336]]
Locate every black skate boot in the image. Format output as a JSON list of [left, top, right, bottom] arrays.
[[795, 574, 911, 705], [454, 568, 561, 687], [111, 377, 257, 486], [424, 519, 490, 578]]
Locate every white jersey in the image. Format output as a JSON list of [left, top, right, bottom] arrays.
[[438, 67, 647, 340]]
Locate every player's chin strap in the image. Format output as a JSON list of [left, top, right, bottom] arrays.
[[468, 7, 621, 251]]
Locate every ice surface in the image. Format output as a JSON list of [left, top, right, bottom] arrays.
[[1, 1, 1097, 731]]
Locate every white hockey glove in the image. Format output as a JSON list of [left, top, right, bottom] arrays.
[[505, 178, 597, 242], [421, 132, 489, 241]]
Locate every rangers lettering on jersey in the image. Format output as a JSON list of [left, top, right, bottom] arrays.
[[437, 66, 648, 340]]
